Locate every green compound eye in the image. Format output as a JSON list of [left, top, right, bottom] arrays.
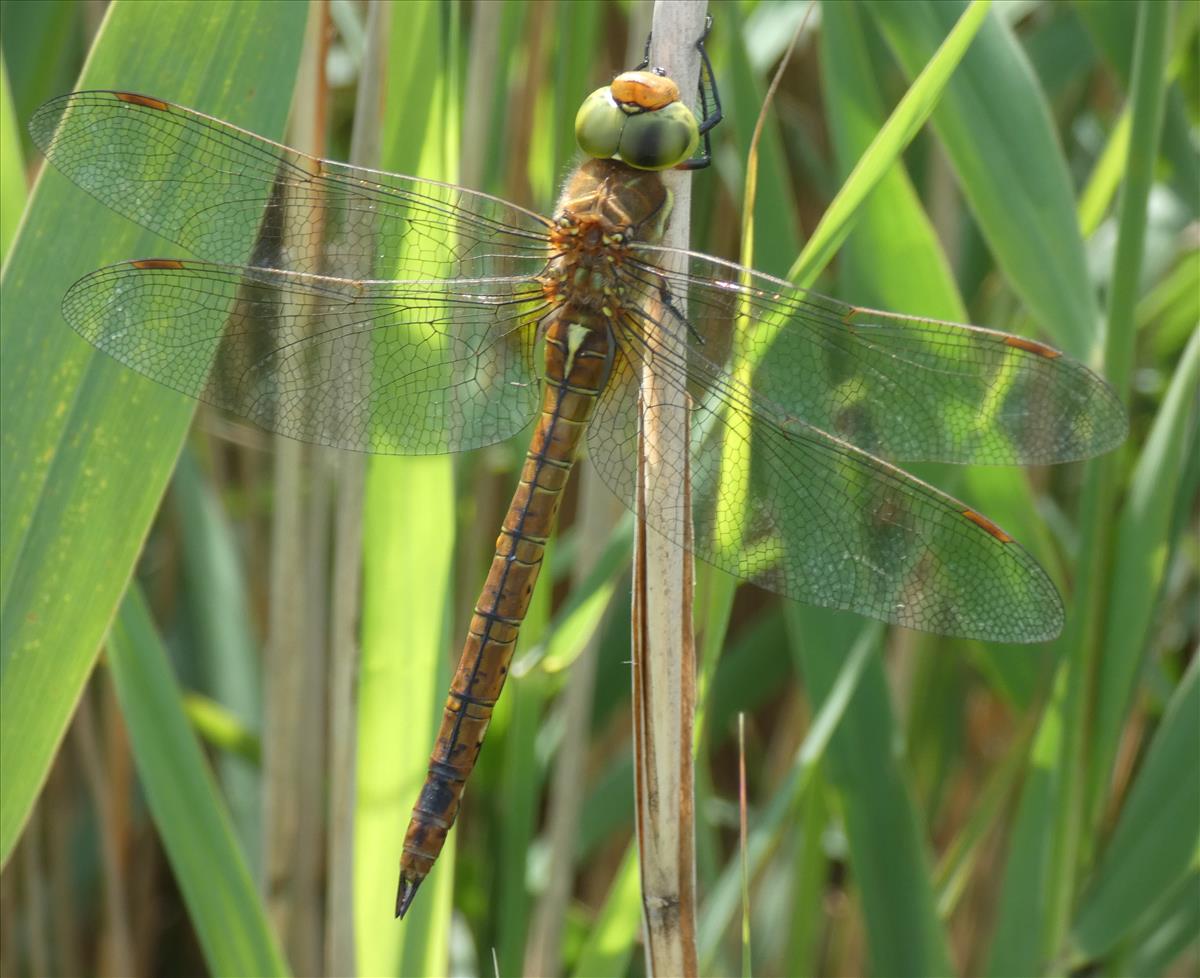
[[575, 80, 700, 171], [575, 87, 625, 161], [616, 101, 699, 171]]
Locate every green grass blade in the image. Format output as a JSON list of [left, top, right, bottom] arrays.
[[1069, 659, 1200, 964], [0, 0, 306, 867], [107, 586, 288, 977], [724, 14, 807, 278], [354, 4, 457, 970], [0, 57, 23, 258], [1077, 105, 1132, 238], [868, 0, 1100, 358], [517, 513, 632, 675], [819, 2, 965, 321], [819, 0, 1055, 694], [493, 536, 553, 975], [1075, 0, 1200, 220], [570, 842, 641, 978], [787, 0, 990, 288], [171, 447, 264, 872], [0, 0, 85, 140], [358, 456, 455, 970], [1088, 326, 1199, 830], [699, 627, 873, 965], [181, 693, 261, 764], [817, 6, 1056, 959], [1094, 2, 1172, 397], [932, 713, 1037, 917], [1126, 872, 1200, 978], [494, 667, 550, 976], [786, 610, 954, 977], [988, 4, 1172, 970], [984, 706, 1062, 977], [1061, 0, 1172, 916]]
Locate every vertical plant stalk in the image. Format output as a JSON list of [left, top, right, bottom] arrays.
[[325, 2, 390, 973], [1060, 0, 1171, 926], [263, 3, 330, 961], [71, 691, 134, 975], [631, 3, 705, 975], [17, 809, 49, 977], [296, 7, 336, 972], [737, 714, 751, 978]]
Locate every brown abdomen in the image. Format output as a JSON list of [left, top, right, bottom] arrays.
[[396, 308, 612, 916]]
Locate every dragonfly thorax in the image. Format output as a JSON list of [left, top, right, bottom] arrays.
[[542, 159, 672, 310]]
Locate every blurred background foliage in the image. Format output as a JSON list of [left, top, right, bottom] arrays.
[[0, 1, 1196, 976]]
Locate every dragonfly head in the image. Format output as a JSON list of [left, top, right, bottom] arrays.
[[575, 69, 700, 171]]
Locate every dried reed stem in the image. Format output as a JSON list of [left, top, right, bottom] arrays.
[[631, 3, 707, 975]]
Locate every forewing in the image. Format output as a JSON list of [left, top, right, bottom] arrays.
[[64, 260, 546, 454], [625, 246, 1126, 465], [29, 91, 551, 278], [587, 310, 1064, 643]]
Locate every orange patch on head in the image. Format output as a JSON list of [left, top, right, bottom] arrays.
[[962, 509, 1013, 543], [610, 71, 680, 111]]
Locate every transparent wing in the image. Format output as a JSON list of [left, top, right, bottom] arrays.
[[625, 246, 1127, 465], [586, 309, 1064, 643], [30, 91, 552, 279], [64, 260, 546, 454]]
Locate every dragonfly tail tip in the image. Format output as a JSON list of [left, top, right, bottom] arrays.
[[395, 874, 423, 919]]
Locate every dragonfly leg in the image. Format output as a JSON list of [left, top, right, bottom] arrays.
[[695, 15, 722, 136], [675, 14, 722, 171], [635, 26, 653, 71], [620, 264, 705, 346], [628, 15, 722, 170]]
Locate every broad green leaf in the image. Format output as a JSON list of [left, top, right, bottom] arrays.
[[0, 0, 306, 867], [107, 586, 287, 977], [868, 0, 1101, 359], [358, 459, 455, 966], [1069, 659, 1200, 962], [789, 0, 990, 288], [350, 1, 463, 969], [355, 3, 457, 973], [1088, 327, 1199, 834]]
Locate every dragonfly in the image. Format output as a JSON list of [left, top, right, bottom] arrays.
[[30, 28, 1125, 922]]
